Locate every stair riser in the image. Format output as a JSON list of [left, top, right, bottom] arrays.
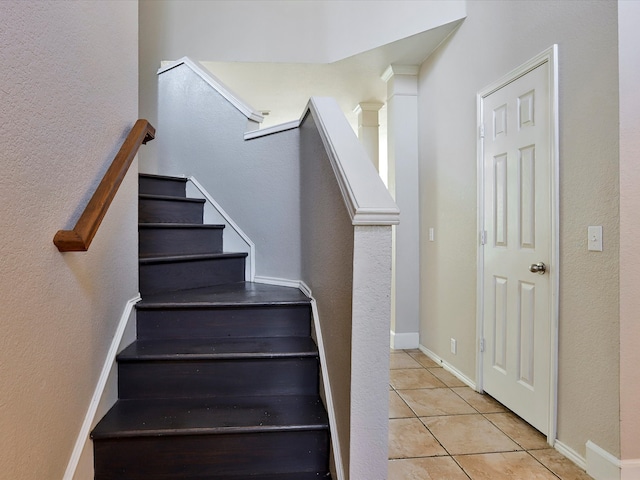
[[139, 198, 203, 224], [139, 227, 224, 257], [119, 358, 319, 399], [139, 257, 245, 296], [139, 176, 187, 197], [136, 305, 312, 340], [94, 430, 329, 479], [94, 175, 331, 479]]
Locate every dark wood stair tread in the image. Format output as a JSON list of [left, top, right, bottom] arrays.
[[139, 174, 189, 198], [139, 252, 248, 265], [139, 193, 205, 203], [118, 337, 319, 361], [137, 282, 310, 308], [91, 395, 329, 439], [183, 474, 331, 480], [139, 223, 224, 229], [139, 173, 188, 182]]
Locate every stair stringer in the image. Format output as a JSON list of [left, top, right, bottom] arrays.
[[62, 295, 140, 480], [253, 276, 345, 480], [300, 281, 346, 480], [186, 175, 255, 281]]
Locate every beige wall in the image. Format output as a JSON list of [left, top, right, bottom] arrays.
[[418, 0, 620, 458], [0, 1, 139, 478]]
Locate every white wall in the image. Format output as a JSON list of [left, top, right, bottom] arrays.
[[138, 0, 466, 167], [321, 1, 465, 63], [618, 0, 640, 467], [139, 0, 465, 63], [418, 0, 619, 460], [0, 1, 139, 478]]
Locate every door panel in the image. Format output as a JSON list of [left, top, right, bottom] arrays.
[[482, 62, 551, 434]]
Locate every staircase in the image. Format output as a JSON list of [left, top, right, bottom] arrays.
[[91, 173, 332, 479]]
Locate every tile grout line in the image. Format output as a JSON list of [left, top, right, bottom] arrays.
[[389, 349, 547, 479], [524, 450, 564, 480], [389, 350, 593, 479]]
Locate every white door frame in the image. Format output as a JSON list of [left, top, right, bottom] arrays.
[[476, 45, 559, 444]]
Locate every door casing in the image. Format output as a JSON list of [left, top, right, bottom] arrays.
[[476, 45, 559, 444]]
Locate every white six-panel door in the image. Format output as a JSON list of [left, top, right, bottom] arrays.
[[480, 60, 553, 435]]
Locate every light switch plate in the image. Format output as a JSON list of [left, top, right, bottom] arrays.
[[429, 227, 435, 242], [588, 226, 603, 252]]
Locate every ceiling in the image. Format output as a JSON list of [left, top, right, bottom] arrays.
[[197, 19, 464, 131]]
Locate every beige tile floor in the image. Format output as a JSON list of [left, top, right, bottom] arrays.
[[388, 349, 594, 480]]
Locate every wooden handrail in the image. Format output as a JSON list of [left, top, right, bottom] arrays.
[[54, 119, 155, 252]]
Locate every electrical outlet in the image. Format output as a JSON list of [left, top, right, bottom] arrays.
[[450, 338, 457, 355]]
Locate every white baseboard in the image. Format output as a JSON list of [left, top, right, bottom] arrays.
[[552, 437, 631, 480], [586, 440, 621, 480], [63, 295, 140, 480], [555, 440, 587, 470], [418, 345, 476, 390], [390, 330, 419, 350], [254, 276, 302, 289], [621, 459, 640, 480]]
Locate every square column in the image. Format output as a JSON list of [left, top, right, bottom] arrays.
[[353, 102, 384, 170], [382, 65, 420, 349]]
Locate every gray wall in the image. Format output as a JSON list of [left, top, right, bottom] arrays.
[[0, 1, 139, 478], [418, 0, 619, 458], [300, 113, 356, 477], [150, 64, 302, 280]]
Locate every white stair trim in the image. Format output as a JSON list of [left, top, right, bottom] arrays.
[[244, 120, 300, 140], [246, 97, 400, 227], [188, 176, 256, 282], [158, 57, 264, 123], [253, 276, 301, 289], [306, 97, 399, 226], [63, 295, 140, 480], [246, 97, 401, 227]]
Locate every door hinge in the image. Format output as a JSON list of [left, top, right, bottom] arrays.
[[480, 230, 487, 245], [480, 338, 485, 353], [479, 123, 485, 139]]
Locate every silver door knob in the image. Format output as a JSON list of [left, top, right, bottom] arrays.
[[529, 262, 546, 274]]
